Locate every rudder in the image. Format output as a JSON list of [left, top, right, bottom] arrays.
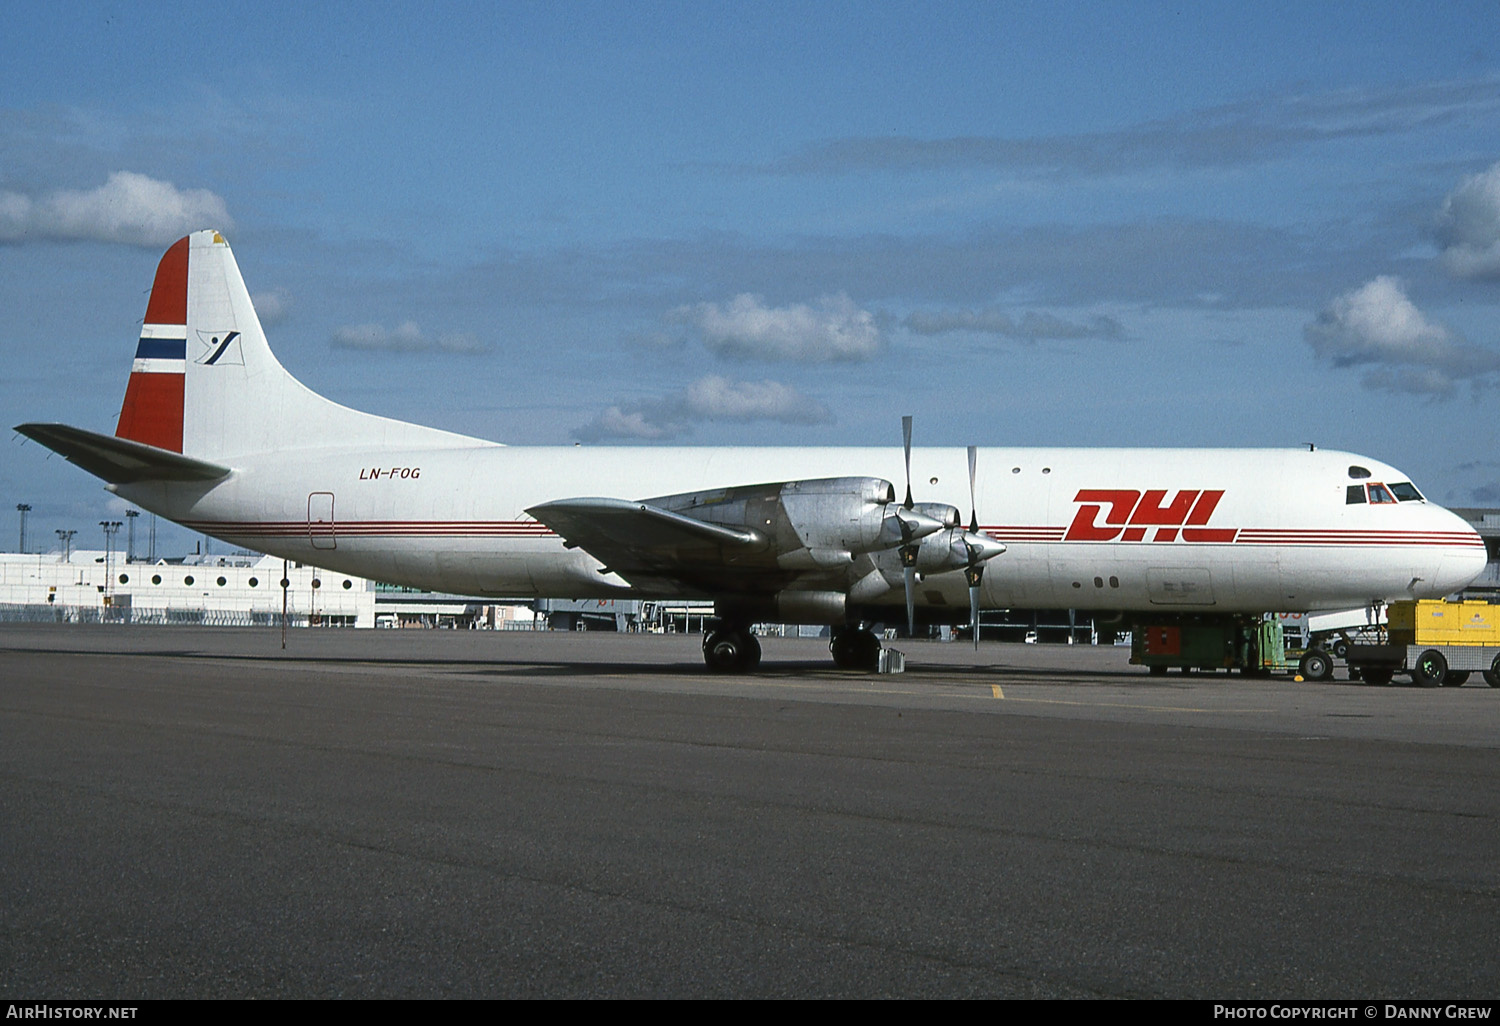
[[114, 235, 189, 452]]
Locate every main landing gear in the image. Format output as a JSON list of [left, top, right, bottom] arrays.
[[700, 622, 887, 673], [829, 626, 882, 672], [702, 624, 761, 673]]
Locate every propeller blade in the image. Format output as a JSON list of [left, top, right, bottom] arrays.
[[970, 581, 981, 651], [902, 415, 913, 508], [967, 445, 978, 534], [904, 564, 916, 637], [965, 563, 984, 651]]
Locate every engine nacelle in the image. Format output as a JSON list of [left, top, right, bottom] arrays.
[[719, 589, 847, 625], [874, 527, 1007, 578], [910, 501, 961, 530], [646, 476, 945, 566]]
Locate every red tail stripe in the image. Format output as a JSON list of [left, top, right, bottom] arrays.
[[115, 372, 184, 452], [143, 236, 189, 326]]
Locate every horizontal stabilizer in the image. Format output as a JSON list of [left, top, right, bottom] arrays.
[[14, 422, 231, 484]]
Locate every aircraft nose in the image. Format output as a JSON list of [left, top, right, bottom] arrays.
[[1430, 508, 1489, 596]]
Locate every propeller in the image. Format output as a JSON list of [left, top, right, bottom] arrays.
[[893, 420, 1003, 643], [900, 415, 918, 636], [964, 445, 984, 650]]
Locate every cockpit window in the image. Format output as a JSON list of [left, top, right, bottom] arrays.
[[1389, 481, 1424, 502], [1367, 483, 1397, 504], [1346, 485, 1366, 504], [1348, 465, 1371, 479]]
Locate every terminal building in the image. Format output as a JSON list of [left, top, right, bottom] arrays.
[[0, 550, 375, 628]]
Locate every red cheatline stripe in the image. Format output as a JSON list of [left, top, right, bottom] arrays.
[[1236, 530, 1483, 547], [180, 520, 558, 538], [980, 525, 1483, 547], [178, 520, 1481, 548]]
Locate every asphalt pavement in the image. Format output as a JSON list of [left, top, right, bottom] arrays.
[[3, 624, 1497, 998]]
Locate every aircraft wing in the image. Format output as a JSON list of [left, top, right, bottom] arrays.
[[528, 476, 978, 600], [14, 422, 231, 484], [527, 497, 775, 592]]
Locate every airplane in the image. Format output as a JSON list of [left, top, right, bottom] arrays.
[[15, 230, 1489, 673]]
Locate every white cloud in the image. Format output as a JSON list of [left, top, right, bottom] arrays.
[[330, 320, 484, 354], [578, 406, 676, 441], [904, 307, 1124, 341], [574, 375, 831, 442], [1305, 276, 1500, 395], [671, 293, 881, 362], [682, 375, 830, 423], [1305, 277, 1453, 365], [1436, 161, 1500, 279], [0, 171, 232, 247]]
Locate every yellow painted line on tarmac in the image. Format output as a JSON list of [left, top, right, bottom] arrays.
[[996, 695, 1267, 714], [584, 672, 1268, 714]]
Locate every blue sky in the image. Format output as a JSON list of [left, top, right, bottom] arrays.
[[5, 1, 1500, 553]]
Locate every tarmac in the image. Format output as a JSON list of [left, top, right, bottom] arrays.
[[3, 623, 1499, 998]]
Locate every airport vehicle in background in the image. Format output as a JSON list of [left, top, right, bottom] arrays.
[[1313, 600, 1500, 687], [14, 232, 1489, 672], [1132, 616, 1290, 676]]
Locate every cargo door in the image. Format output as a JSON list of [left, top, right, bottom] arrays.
[[308, 491, 336, 550]]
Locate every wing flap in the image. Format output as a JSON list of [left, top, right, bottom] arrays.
[[15, 422, 231, 484]]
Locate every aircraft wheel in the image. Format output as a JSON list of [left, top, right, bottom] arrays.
[[703, 628, 760, 673], [830, 628, 881, 671], [1410, 649, 1447, 688], [1483, 655, 1500, 688], [741, 634, 762, 671], [1442, 671, 1470, 687], [1298, 648, 1334, 682], [1362, 667, 1394, 687]]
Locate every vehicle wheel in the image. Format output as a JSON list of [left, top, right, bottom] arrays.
[[741, 634, 762, 671], [1331, 638, 1349, 660], [703, 628, 758, 673], [1148, 664, 1168, 676], [1410, 649, 1447, 688], [1484, 654, 1500, 688], [1362, 667, 1394, 687], [1299, 648, 1333, 682], [1442, 671, 1470, 687], [830, 627, 881, 671]]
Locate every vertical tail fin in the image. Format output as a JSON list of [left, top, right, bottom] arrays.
[[113, 231, 492, 462], [115, 236, 189, 451]]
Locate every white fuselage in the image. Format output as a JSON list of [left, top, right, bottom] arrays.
[[116, 443, 1487, 617]]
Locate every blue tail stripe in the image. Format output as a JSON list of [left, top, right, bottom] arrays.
[[135, 338, 187, 360]]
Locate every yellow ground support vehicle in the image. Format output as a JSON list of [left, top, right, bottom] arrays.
[[1341, 601, 1500, 687]]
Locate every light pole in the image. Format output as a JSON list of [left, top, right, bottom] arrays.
[[56, 529, 75, 562], [124, 509, 139, 562], [100, 521, 121, 596], [16, 504, 30, 554]]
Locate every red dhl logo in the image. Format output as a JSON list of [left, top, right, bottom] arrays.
[[1064, 489, 1236, 543]]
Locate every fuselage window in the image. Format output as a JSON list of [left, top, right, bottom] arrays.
[[1389, 481, 1424, 502], [1348, 465, 1371, 479], [1346, 485, 1366, 504], [1368, 483, 1396, 504]]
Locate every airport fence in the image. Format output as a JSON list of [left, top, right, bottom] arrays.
[[0, 604, 353, 628]]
